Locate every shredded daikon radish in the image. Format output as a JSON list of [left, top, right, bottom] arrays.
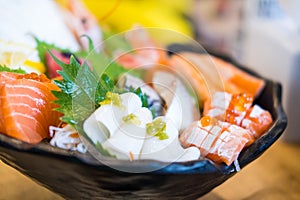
[[234, 159, 241, 172], [50, 124, 87, 153]]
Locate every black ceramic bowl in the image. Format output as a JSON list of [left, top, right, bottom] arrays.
[[0, 46, 287, 199]]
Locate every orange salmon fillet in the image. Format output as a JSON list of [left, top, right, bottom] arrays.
[[0, 72, 61, 144], [168, 53, 265, 102]]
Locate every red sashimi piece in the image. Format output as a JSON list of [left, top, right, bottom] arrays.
[[45, 50, 71, 79], [0, 72, 61, 144], [45, 50, 85, 79]]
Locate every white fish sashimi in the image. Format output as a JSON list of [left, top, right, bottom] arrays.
[[153, 71, 200, 131], [140, 117, 200, 162], [83, 93, 145, 147], [120, 92, 143, 114], [102, 107, 153, 160], [84, 92, 200, 162]]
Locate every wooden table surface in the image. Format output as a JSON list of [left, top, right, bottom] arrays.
[[0, 140, 299, 200]]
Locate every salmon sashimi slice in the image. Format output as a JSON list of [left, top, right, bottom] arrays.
[[0, 72, 21, 133], [212, 56, 265, 98], [203, 91, 273, 144], [204, 92, 253, 123], [241, 105, 273, 139], [168, 52, 265, 102], [180, 116, 251, 165], [206, 125, 249, 165], [0, 72, 61, 144], [0, 72, 20, 84]]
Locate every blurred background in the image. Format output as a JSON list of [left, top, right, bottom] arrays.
[[0, 0, 299, 199]]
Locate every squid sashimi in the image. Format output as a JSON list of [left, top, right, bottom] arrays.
[[180, 116, 252, 165], [0, 72, 61, 144], [168, 52, 265, 102], [204, 91, 273, 143]]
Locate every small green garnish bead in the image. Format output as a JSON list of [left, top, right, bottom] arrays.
[[100, 92, 123, 107], [122, 113, 141, 125], [146, 118, 169, 140]]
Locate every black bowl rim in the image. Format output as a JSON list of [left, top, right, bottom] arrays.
[[0, 47, 288, 175]]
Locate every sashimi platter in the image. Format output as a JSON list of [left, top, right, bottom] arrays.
[[0, 0, 287, 199]]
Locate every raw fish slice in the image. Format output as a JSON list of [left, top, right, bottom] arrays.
[[206, 126, 249, 165], [204, 92, 253, 123], [241, 105, 273, 139], [0, 73, 20, 133], [152, 71, 200, 131], [84, 92, 143, 144], [212, 56, 265, 98], [203, 91, 272, 144], [140, 117, 200, 162], [180, 116, 251, 165], [0, 72, 19, 84], [102, 108, 153, 160], [0, 72, 61, 143], [168, 53, 265, 102], [9, 78, 59, 129]]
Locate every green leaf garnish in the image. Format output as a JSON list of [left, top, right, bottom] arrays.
[[0, 65, 26, 74], [34, 37, 77, 78], [51, 52, 115, 127], [34, 37, 69, 65], [129, 87, 149, 108], [80, 34, 95, 52]]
